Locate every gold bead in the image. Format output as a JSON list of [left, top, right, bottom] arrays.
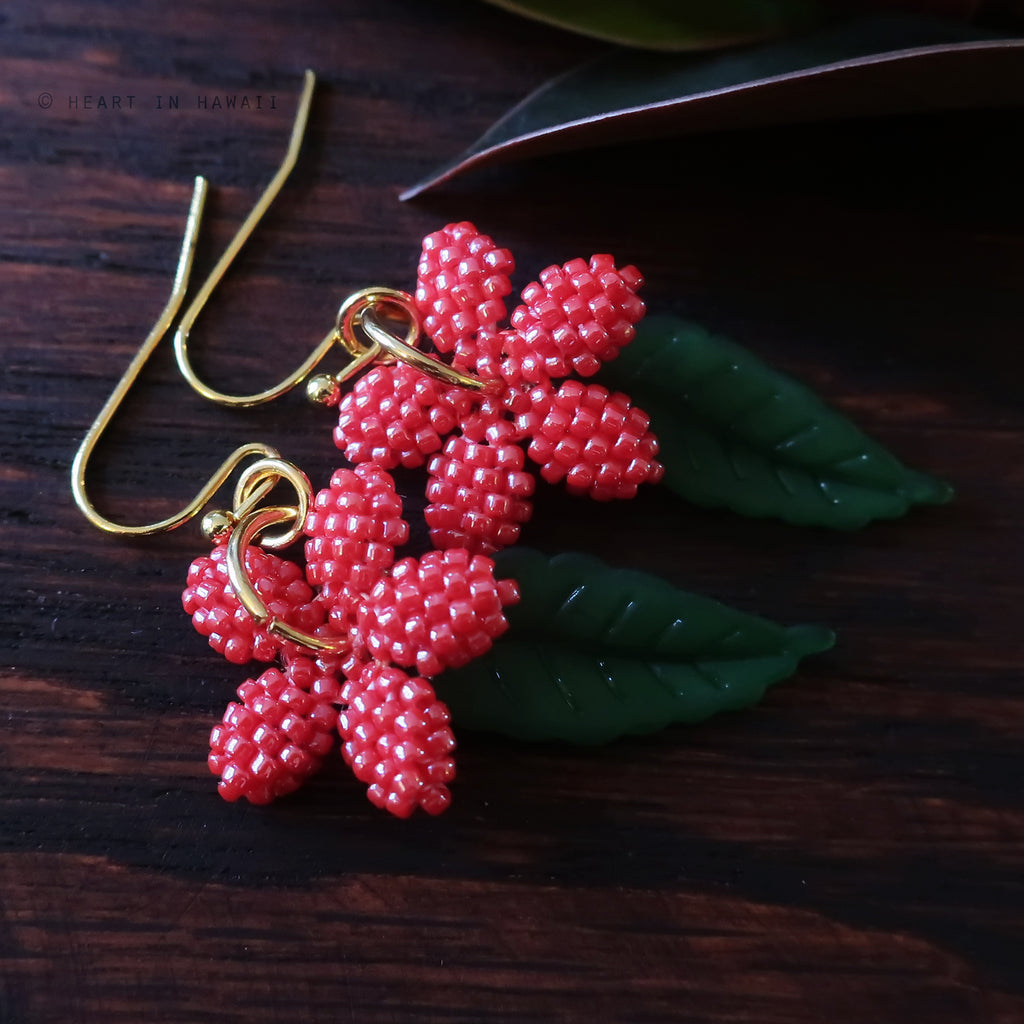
[[201, 509, 235, 543], [306, 373, 341, 407]]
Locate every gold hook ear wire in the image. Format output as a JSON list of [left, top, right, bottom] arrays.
[[70, 176, 283, 536], [172, 69, 335, 408], [172, 69, 494, 409]]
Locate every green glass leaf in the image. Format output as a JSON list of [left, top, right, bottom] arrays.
[[599, 314, 953, 528], [481, 0, 823, 52], [435, 547, 834, 743]]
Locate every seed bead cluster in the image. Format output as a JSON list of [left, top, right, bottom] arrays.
[[209, 659, 338, 805], [517, 380, 664, 500], [338, 663, 455, 818], [182, 544, 325, 664], [304, 462, 409, 629], [334, 363, 475, 470], [503, 255, 646, 385], [414, 221, 515, 367], [355, 548, 520, 677], [425, 436, 535, 553]]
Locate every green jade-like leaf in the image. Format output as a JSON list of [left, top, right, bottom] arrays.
[[435, 548, 834, 743], [481, 0, 823, 52], [599, 314, 953, 528]]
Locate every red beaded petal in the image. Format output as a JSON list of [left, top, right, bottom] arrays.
[[425, 435, 535, 554], [414, 222, 514, 368], [355, 548, 520, 678], [334, 362, 477, 470], [502, 255, 645, 385], [304, 462, 410, 631], [182, 544, 326, 665], [517, 379, 664, 501], [337, 663, 456, 818], [208, 660, 339, 804]]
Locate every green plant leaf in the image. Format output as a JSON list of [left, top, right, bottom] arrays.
[[435, 547, 834, 743], [481, 0, 824, 52], [599, 314, 953, 528], [402, 16, 1023, 198]]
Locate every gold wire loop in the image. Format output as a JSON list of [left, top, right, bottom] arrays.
[[172, 69, 329, 408], [169, 67, 496, 406], [231, 457, 312, 549], [71, 177, 284, 536], [226, 505, 350, 654], [361, 308, 499, 393], [334, 287, 416, 368], [336, 287, 415, 355], [337, 287, 498, 394]]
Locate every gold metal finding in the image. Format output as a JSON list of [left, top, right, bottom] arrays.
[[71, 177, 286, 536], [231, 456, 311, 549], [342, 288, 498, 394], [200, 455, 312, 547], [334, 287, 419, 367], [173, 69, 326, 408], [168, 68, 494, 407], [226, 505, 349, 654]]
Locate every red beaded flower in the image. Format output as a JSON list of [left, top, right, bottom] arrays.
[[333, 222, 663, 554], [183, 460, 519, 817]]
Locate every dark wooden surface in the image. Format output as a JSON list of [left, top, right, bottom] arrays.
[[2, 2, 1023, 1022]]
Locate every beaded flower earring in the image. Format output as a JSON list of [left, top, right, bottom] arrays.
[[172, 72, 666, 559], [326, 222, 665, 556], [72, 177, 520, 818]]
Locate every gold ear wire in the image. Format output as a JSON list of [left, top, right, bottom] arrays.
[[172, 69, 335, 408], [70, 176, 286, 536], [171, 69, 495, 408]]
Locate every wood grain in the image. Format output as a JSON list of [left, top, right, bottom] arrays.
[[1, 1, 1023, 1022]]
